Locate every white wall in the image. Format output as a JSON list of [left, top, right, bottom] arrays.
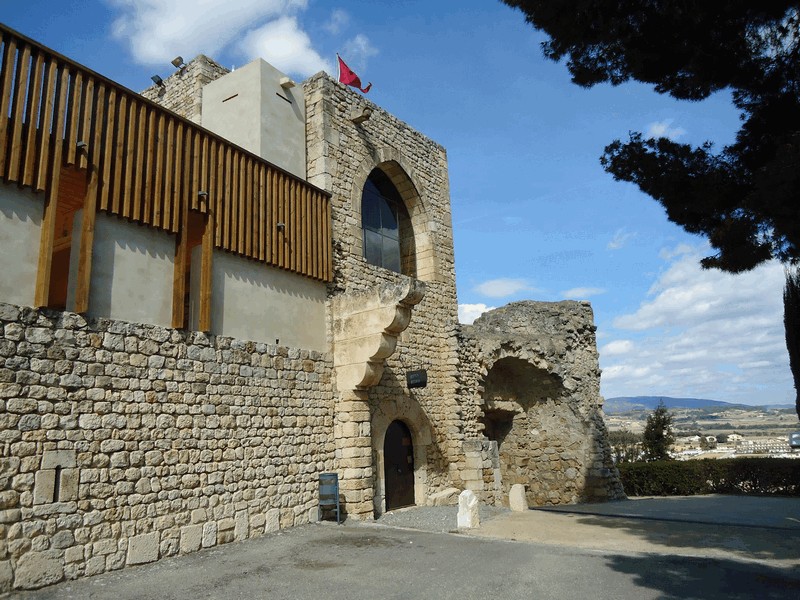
[[193, 249, 326, 351], [68, 211, 175, 327], [201, 59, 306, 178], [0, 183, 43, 307]]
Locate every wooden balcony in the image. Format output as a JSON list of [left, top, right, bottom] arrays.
[[0, 24, 332, 329]]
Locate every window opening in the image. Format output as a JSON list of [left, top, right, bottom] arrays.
[[362, 169, 409, 274]]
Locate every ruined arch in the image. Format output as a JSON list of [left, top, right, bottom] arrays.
[[350, 149, 438, 281], [478, 353, 593, 506], [372, 397, 432, 516]]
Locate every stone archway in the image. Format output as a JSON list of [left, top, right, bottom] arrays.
[[383, 420, 415, 510], [480, 356, 591, 506], [372, 397, 432, 516]]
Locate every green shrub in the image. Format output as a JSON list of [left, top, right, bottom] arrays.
[[618, 458, 800, 497]]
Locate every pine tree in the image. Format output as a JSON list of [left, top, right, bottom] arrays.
[[785, 266, 800, 420], [642, 401, 675, 461]]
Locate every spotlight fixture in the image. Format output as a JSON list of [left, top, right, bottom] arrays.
[[197, 191, 209, 199], [171, 56, 187, 69], [151, 74, 164, 87], [76, 141, 88, 151]]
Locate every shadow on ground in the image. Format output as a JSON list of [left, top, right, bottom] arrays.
[[569, 513, 800, 563], [604, 553, 800, 600]]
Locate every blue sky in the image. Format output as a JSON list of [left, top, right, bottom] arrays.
[[2, 0, 793, 406]]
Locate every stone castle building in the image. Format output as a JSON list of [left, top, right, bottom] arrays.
[[0, 24, 623, 592]]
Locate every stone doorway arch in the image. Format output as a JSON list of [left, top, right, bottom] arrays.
[[383, 420, 415, 510], [372, 398, 431, 516]]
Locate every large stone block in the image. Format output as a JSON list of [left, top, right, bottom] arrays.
[[234, 511, 249, 542], [180, 524, 203, 554], [426, 487, 460, 507], [127, 532, 159, 565], [202, 522, 217, 548], [265, 509, 280, 533], [13, 551, 64, 589]]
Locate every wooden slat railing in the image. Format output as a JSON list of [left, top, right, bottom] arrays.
[[0, 24, 332, 282]]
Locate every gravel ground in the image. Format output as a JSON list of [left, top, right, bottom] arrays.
[[374, 504, 510, 533]]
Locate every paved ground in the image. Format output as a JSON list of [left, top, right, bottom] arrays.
[[9, 495, 800, 600]]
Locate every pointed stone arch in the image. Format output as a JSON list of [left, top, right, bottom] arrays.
[[350, 148, 439, 282]]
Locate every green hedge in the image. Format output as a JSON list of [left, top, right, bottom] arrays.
[[617, 458, 800, 497]]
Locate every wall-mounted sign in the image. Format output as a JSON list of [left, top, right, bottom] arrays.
[[406, 369, 427, 389]]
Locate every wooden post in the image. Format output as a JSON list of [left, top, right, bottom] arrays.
[[33, 65, 69, 307], [74, 84, 107, 313], [198, 211, 214, 332]]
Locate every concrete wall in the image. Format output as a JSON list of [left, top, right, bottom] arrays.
[[202, 59, 306, 178], [0, 183, 42, 307], [192, 249, 326, 351], [67, 212, 175, 328]]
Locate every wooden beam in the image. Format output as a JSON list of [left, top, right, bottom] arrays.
[[22, 50, 45, 188], [34, 58, 58, 192], [198, 211, 214, 332], [73, 83, 107, 314], [100, 87, 117, 211], [64, 70, 83, 166], [6, 44, 31, 184], [0, 35, 18, 172], [34, 66, 69, 307], [171, 203, 189, 329]]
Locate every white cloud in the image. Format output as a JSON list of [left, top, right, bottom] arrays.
[[341, 33, 378, 72], [458, 303, 496, 324], [600, 244, 792, 405], [107, 0, 323, 74], [607, 228, 635, 250], [474, 278, 535, 298], [239, 16, 332, 76], [601, 340, 634, 356], [562, 287, 605, 299], [325, 8, 349, 34], [645, 119, 687, 141]]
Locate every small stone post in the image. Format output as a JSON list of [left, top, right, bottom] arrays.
[[457, 490, 480, 528]]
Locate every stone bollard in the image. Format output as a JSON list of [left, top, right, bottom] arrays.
[[457, 490, 480, 528], [509, 484, 528, 511]]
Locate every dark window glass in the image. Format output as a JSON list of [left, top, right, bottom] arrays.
[[362, 170, 406, 273], [364, 229, 382, 267]]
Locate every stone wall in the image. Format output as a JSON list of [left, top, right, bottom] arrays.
[[0, 303, 335, 592], [303, 74, 465, 516], [140, 56, 230, 124], [456, 301, 625, 506]]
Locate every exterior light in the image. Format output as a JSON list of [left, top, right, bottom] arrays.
[[151, 75, 164, 87], [171, 56, 186, 69]]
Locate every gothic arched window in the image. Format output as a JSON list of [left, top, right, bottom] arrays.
[[361, 169, 411, 274]]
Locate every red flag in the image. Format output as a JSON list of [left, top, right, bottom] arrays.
[[337, 54, 372, 93]]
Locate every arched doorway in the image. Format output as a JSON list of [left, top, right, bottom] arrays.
[[384, 420, 415, 510]]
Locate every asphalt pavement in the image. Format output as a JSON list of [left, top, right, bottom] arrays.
[[9, 495, 800, 600]]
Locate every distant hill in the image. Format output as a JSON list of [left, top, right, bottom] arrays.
[[603, 396, 747, 414]]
